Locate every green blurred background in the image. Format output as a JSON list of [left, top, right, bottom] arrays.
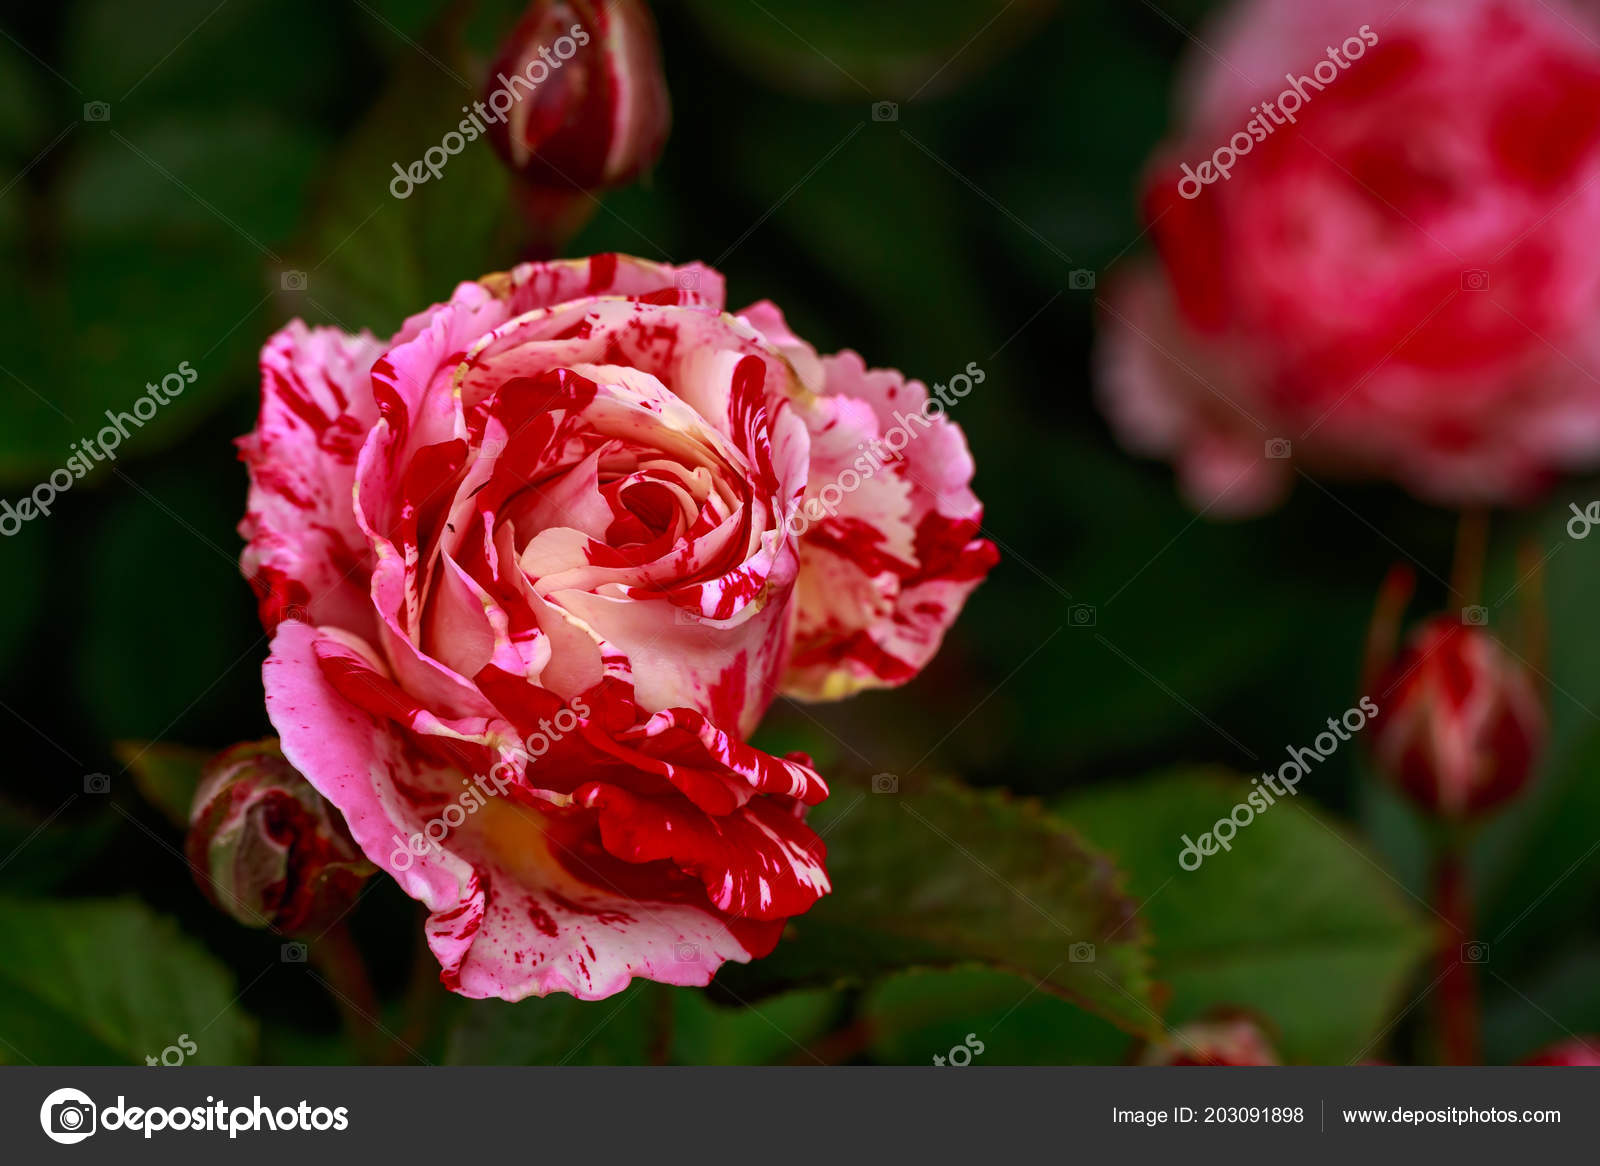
[[1, 0, 1597, 1066]]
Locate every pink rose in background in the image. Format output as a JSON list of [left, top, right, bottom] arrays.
[[1522, 1036, 1600, 1065], [239, 254, 992, 1000], [1097, 0, 1600, 515]]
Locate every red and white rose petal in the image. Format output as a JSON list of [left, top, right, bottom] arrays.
[[265, 621, 822, 1000], [739, 302, 997, 699]]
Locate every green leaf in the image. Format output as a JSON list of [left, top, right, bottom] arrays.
[[1061, 770, 1432, 1064], [669, 987, 838, 1065], [864, 968, 1133, 1065], [713, 775, 1158, 1037], [113, 741, 212, 829], [445, 985, 655, 1066], [0, 897, 256, 1065]]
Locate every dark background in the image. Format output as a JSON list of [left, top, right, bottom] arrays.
[[1, 0, 1597, 1066]]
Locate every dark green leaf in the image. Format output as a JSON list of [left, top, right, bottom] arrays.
[[713, 775, 1158, 1037], [1061, 770, 1431, 1063], [864, 968, 1132, 1065], [445, 984, 655, 1066], [669, 987, 838, 1065], [0, 897, 256, 1065]]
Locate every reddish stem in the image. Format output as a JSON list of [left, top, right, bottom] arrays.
[[1451, 508, 1489, 608], [511, 177, 598, 261], [1433, 848, 1481, 1065], [311, 923, 383, 1064]]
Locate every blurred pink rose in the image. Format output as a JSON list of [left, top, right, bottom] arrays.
[[1522, 1036, 1600, 1064], [240, 254, 992, 1000], [1098, 0, 1600, 514]]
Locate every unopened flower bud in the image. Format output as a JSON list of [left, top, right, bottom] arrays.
[[1369, 617, 1546, 819], [1140, 1016, 1280, 1066], [484, 0, 670, 193], [186, 740, 373, 934]]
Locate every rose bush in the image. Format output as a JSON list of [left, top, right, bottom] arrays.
[[240, 253, 994, 1000], [1097, 0, 1600, 514]]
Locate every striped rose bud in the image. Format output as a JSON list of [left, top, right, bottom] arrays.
[[186, 740, 373, 934], [1369, 617, 1545, 820], [484, 0, 670, 193]]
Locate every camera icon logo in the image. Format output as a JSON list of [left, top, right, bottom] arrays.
[[1265, 438, 1292, 459], [1460, 941, 1490, 964], [83, 102, 111, 123], [281, 942, 308, 963], [1461, 605, 1489, 626], [83, 772, 111, 794], [675, 270, 701, 291], [1069, 942, 1096, 963], [1461, 269, 1490, 291], [40, 1087, 97, 1144], [871, 101, 898, 122], [871, 772, 899, 794], [1068, 269, 1096, 291], [280, 270, 308, 292], [1068, 604, 1097, 627], [674, 941, 700, 962]]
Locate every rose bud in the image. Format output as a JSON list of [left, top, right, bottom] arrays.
[[186, 740, 374, 934], [1369, 617, 1546, 820], [1140, 1016, 1281, 1066], [1522, 1037, 1600, 1065], [484, 0, 670, 196]]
